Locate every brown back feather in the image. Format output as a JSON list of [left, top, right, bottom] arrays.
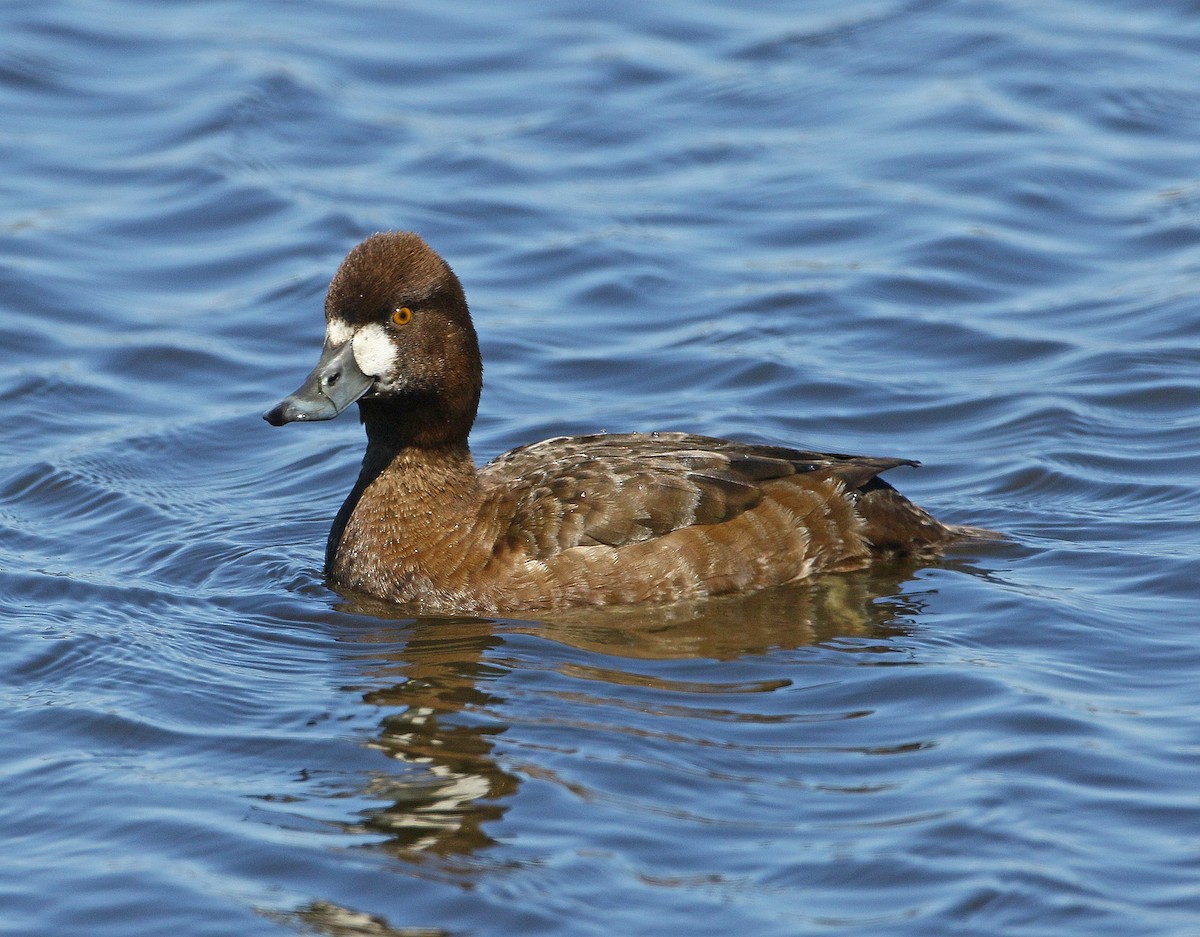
[[479, 432, 918, 558]]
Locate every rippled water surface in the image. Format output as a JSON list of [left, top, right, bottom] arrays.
[[3, 1, 1199, 934]]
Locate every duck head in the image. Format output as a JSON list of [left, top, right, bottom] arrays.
[[264, 232, 482, 449]]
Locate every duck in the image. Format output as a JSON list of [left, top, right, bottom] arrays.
[[264, 231, 989, 614]]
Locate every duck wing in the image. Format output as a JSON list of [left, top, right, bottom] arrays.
[[478, 432, 917, 557]]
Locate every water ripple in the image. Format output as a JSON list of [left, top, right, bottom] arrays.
[[1, 0, 1199, 935]]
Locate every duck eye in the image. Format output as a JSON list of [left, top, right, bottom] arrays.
[[391, 306, 413, 326]]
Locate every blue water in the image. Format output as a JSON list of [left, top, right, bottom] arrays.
[[2, 1, 1199, 934]]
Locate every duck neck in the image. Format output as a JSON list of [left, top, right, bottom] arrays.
[[324, 412, 482, 578]]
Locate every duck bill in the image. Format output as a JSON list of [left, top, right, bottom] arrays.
[[263, 342, 375, 426]]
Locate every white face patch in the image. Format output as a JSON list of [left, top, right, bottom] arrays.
[[350, 322, 398, 379], [325, 318, 354, 347]]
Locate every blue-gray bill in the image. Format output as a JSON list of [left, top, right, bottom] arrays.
[[263, 341, 373, 426]]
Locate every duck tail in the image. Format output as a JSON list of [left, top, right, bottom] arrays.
[[944, 522, 1006, 543]]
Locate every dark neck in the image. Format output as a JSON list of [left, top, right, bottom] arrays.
[[356, 392, 476, 452]]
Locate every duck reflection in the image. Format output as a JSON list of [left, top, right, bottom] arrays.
[[275, 899, 451, 937], [332, 615, 517, 857], [327, 555, 958, 864]]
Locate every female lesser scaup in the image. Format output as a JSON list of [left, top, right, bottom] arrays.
[[265, 232, 988, 613]]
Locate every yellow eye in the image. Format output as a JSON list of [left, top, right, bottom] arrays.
[[391, 306, 413, 326]]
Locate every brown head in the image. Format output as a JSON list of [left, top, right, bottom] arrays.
[[264, 232, 482, 450]]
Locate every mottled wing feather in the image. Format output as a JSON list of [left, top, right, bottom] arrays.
[[479, 432, 919, 558]]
